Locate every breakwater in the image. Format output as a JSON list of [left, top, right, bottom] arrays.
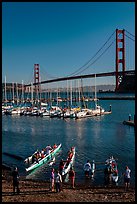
[[98, 96, 135, 100]]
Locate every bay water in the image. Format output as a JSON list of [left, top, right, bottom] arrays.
[[2, 97, 135, 187]]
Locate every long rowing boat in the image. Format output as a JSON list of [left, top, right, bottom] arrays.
[[25, 144, 62, 172], [61, 147, 75, 176]]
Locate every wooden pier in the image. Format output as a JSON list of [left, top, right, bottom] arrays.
[[123, 120, 135, 127]]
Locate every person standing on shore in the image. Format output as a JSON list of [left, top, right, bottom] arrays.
[[50, 168, 55, 192], [123, 166, 131, 191], [12, 166, 20, 195], [69, 167, 75, 188], [83, 160, 91, 178], [55, 170, 62, 193]]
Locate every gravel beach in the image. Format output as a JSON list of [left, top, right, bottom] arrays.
[[2, 167, 135, 202]]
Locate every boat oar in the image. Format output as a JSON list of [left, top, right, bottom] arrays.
[[3, 152, 24, 160]]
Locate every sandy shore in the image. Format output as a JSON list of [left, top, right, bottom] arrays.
[[2, 168, 135, 202]]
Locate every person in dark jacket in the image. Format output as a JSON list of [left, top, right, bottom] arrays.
[[12, 166, 20, 194]]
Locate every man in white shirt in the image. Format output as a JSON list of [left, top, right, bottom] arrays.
[[84, 160, 91, 178], [55, 171, 62, 192], [124, 166, 131, 191]]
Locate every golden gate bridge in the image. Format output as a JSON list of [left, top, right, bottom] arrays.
[[24, 29, 135, 93]]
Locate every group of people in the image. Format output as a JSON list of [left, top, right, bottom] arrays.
[[83, 159, 131, 191], [104, 156, 118, 183], [50, 168, 62, 192], [50, 167, 75, 192], [31, 144, 57, 163], [12, 158, 131, 195]]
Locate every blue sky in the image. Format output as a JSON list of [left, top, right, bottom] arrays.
[[2, 2, 135, 87]]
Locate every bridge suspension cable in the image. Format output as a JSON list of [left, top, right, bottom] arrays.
[[125, 29, 135, 38], [125, 33, 135, 42], [26, 67, 34, 84], [66, 30, 116, 77], [40, 64, 57, 80], [73, 38, 116, 76]]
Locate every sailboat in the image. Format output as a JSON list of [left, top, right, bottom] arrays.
[[76, 75, 105, 119], [75, 78, 92, 119], [91, 74, 105, 115]]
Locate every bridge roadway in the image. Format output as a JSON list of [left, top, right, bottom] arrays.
[[24, 70, 135, 87]]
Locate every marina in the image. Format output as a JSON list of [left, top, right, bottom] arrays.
[[2, 2, 135, 202], [2, 97, 135, 187]]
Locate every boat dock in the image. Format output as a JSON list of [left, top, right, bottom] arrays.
[[76, 111, 112, 119], [123, 120, 135, 127], [123, 114, 135, 127], [98, 96, 135, 100]]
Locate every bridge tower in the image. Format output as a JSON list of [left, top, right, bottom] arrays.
[[115, 29, 125, 91], [34, 64, 40, 97]]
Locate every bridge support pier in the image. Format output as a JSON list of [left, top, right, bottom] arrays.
[[115, 29, 125, 91], [34, 64, 40, 101]]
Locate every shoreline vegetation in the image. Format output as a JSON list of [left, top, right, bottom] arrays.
[[2, 166, 135, 202]]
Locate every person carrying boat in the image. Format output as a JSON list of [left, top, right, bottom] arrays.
[[66, 156, 72, 167], [123, 166, 131, 191], [69, 167, 75, 189], [84, 160, 91, 178], [71, 147, 74, 152], [68, 150, 73, 160]]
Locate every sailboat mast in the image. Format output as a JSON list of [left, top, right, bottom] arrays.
[[12, 82, 14, 104], [95, 74, 97, 100], [4, 76, 7, 103], [16, 82, 18, 105], [57, 83, 58, 106], [70, 81, 72, 107], [94, 74, 98, 108], [78, 79, 81, 106], [22, 80, 24, 103], [67, 80, 69, 107], [31, 82, 33, 104]]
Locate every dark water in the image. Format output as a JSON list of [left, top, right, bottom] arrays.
[[2, 99, 135, 187]]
